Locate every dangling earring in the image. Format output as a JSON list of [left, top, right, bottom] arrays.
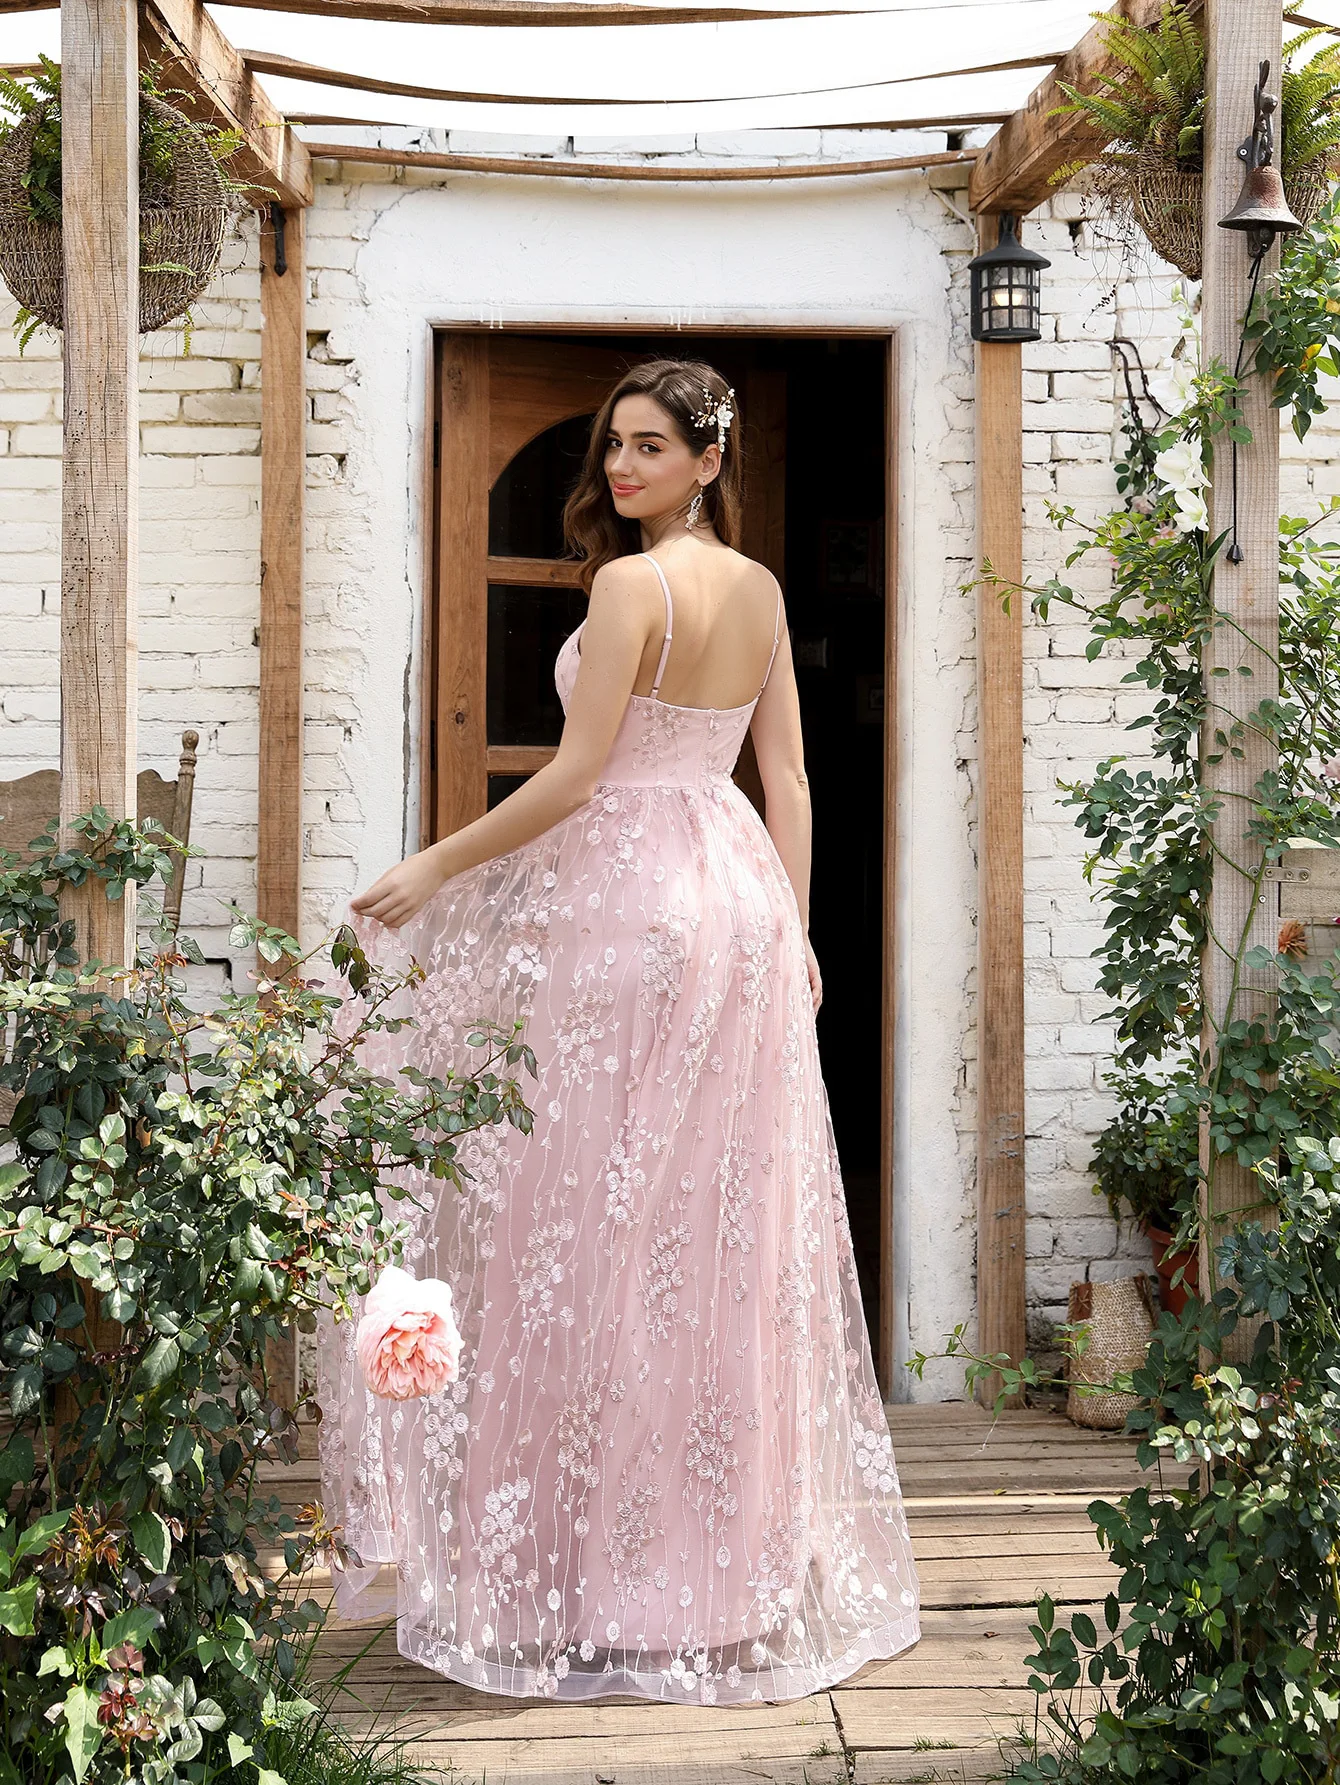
[[686, 484, 704, 530]]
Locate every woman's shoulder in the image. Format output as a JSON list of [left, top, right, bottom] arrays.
[[589, 550, 660, 591]]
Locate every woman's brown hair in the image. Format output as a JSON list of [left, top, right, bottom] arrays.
[[562, 358, 745, 591]]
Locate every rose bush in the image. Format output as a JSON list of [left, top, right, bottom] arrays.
[[0, 814, 535, 1784]]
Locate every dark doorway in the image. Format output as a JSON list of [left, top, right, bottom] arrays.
[[433, 328, 893, 1374]]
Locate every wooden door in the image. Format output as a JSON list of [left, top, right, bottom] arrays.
[[425, 334, 788, 843], [426, 335, 633, 843]]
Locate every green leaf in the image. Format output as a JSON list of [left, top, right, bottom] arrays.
[[62, 1684, 102, 1784], [256, 1771, 288, 1785], [14, 1509, 71, 1564], [8, 1362, 43, 1419], [0, 1577, 38, 1636], [101, 1605, 160, 1654], [136, 1335, 181, 1388], [129, 1509, 172, 1575], [0, 1432, 34, 1489], [227, 1734, 255, 1767]]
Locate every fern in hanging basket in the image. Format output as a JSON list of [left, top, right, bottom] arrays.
[[0, 56, 268, 347], [1050, 3, 1340, 279]]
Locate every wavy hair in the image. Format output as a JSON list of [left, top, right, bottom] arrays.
[[562, 358, 745, 591]]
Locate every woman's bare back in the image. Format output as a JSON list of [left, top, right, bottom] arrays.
[[623, 538, 783, 711]]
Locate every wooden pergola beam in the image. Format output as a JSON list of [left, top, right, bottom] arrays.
[[140, 0, 313, 210], [969, 0, 1201, 215], [8, 0, 857, 24], [238, 45, 1062, 111], [300, 140, 978, 181], [60, 0, 139, 972]]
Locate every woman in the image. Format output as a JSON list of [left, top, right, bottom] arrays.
[[316, 358, 921, 1704]]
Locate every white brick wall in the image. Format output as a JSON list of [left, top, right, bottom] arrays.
[[5, 131, 1337, 1383]]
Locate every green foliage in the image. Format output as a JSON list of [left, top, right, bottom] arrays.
[[1051, 5, 1340, 180], [0, 56, 256, 224], [1090, 1070, 1200, 1229], [941, 182, 1340, 1785], [995, 269, 1340, 1228], [1250, 188, 1340, 438], [0, 816, 536, 1784], [1010, 1138, 1340, 1783], [1052, 1, 1206, 172]]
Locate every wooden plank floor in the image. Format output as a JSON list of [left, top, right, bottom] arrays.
[[276, 1402, 1153, 1785]]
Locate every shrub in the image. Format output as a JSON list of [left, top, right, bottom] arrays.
[[0, 815, 535, 1785]]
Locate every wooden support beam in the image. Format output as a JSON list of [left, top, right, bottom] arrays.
[[258, 203, 305, 1409], [257, 202, 306, 955], [237, 45, 1060, 110], [301, 141, 978, 184], [11, 0, 861, 24], [140, 0, 313, 210], [60, 0, 139, 971], [969, 0, 1199, 216], [974, 218, 1026, 1408], [1198, 0, 1282, 1357]]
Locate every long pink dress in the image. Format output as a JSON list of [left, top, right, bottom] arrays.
[[316, 551, 921, 1703]]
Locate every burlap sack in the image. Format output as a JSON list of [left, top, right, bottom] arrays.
[[1065, 1275, 1156, 1431]]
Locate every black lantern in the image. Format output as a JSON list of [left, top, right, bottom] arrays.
[[968, 212, 1050, 343]]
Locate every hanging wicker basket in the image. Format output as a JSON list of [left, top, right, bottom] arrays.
[[0, 93, 232, 335], [1065, 1274, 1156, 1431], [1119, 152, 1332, 280]]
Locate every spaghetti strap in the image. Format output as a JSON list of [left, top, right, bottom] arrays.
[[758, 574, 784, 700], [640, 552, 675, 701]]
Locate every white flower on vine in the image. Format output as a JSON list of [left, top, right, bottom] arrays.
[[1171, 488, 1209, 533], [1149, 353, 1198, 415], [1153, 438, 1208, 493]]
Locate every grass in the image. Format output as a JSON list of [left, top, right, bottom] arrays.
[[232, 1616, 443, 1785]]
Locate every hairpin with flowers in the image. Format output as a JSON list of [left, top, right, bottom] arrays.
[[691, 385, 736, 452]]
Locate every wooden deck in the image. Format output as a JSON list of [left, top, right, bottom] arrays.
[[279, 1401, 1152, 1785]]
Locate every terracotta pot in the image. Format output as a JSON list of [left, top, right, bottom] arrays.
[[1144, 1221, 1199, 1316]]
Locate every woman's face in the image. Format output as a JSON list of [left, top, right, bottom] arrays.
[[604, 393, 718, 525]]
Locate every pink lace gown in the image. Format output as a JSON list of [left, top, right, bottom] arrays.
[[316, 552, 921, 1703]]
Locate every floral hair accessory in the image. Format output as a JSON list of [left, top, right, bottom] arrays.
[[691, 385, 736, 451]]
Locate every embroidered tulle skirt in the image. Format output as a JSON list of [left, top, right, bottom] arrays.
[[316, 770, 921, 1702]]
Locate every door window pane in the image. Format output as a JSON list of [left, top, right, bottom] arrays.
[[487, 584, 588, 746], [489, 414, 593, 558]]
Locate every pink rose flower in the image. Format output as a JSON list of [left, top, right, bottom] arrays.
[[355, 1266, 463, 1401]]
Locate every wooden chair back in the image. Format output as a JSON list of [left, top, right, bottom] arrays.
[[0, 730, 199, 936]]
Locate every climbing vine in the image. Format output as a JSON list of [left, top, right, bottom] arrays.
[[916, 197, 1340, 1781]]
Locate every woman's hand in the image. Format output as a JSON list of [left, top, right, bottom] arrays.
[[804, 934, 823, 1013], [350, 849, 447, 931]]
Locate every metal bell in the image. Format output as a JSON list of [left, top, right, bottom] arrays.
[[1218, 160, 1304, 241]]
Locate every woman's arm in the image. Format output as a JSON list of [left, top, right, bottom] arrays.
[[351, 560, 663, 929], [748, 625, 822, 1011]]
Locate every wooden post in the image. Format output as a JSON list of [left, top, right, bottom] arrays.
[[258, 199, 306, 1409], [974, 217, 1027, 1408], [1198, 0, 1282, 1348], [59, 0, 139, 969], [258, 200, 306, 951]]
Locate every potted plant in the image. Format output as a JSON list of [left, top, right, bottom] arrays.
[[1050, 2, 1340, 278], [0, 55, 266, 349], [1091, 1071, 1201, 1314]]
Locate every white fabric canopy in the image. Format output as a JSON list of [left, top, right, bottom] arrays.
[[1, 0, 1099, 139]]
